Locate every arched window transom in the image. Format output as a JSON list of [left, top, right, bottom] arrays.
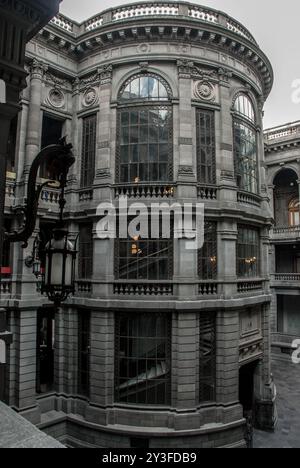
[[234, 94, 255, 123], [119, 74, 171, 102]]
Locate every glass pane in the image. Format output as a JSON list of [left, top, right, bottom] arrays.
[[115, 313, 171, 405]]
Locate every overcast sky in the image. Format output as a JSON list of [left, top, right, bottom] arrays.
[[60, 0, 300, 129]]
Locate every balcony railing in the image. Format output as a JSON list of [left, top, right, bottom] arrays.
[[50, 13, 74, 32], [198, 185, 218, 201], [272, 273, 300, 283], [40, 187, 60, 205], [264, 123, 300, 143], [71, 278, 266, 298], [114, 281, 174, 296], [77, 280, 93, 294], [49, 3, 257, 45], [237, 191, 261, 207], [115, 184, 175, 199], [0, 280, 12, 296], [271, 225, 300, 240], [237, 280, 264, 293]]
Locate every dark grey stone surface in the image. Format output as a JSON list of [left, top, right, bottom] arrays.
[[254, 359, 300, 448], [0, 402, 64, 448]]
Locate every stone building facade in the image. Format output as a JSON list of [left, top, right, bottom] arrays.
[[1, 2, 276, 448], [265, 122, 300, 358]]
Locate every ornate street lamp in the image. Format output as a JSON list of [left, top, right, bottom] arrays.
[[5, 138, 76, 305], [42, 228, 78, 305]]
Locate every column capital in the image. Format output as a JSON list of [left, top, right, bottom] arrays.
[[30, 59, 48, 81]]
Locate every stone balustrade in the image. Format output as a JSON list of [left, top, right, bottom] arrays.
[[49, 2, 257, 45], [50, 13, 74, 33], [198, 185, 218, 201], [79, 189, 93, 202], [72, 279, 265, 298], [271, 225, 300, 241], [237, 280, 264, 293], [0, 280, 12, 296], [77, 281, 93, 293], [272, 273, 300, 283], [114, 184, 175, 199], [114, 281, 174, 296], [41, 188, 60, 204], [264, 122, 300, 142], [5, 174, 16, 199], [237, 191, 261, 207]]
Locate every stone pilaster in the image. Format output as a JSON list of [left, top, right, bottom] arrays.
[[24, 59, 47, 176], [95, 66, 113, 189], [173, 312, 197, 413], [218, 71, 236, 203], [218, 221, 238, 297], [86, 310, 114, 424], [176, 61, 196, 184]]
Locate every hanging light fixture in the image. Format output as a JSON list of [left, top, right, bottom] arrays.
[[41, 228, 78, 305]]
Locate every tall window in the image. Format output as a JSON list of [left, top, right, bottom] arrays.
[[78, 310, 90, 397], [79, 224, 93, 279], [198, 222, 217, 279], [196, 109, 216, 184], [288, 198, 300, 227], [199, 312, 216, 403], [40, 114, 63, 178], [233, 95, 258, 194], [115, 217, 173, 281], [117, 74, 173, 184], [237, 226, 260, 278], [81, 114, 96, 187], [36, 309, 55, 394], [115, 312, 171, 405]]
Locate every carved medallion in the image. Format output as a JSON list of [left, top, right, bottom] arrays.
[[83, 87, 98, 107], [194, 80, 215, 102], [48, 88, 65, 108]]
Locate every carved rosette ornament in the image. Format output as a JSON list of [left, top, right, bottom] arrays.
[[83, 87, 98, 107], [194, 80, 215, 102], [47, 87, 65, 109]]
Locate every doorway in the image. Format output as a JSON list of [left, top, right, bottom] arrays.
[[36, 309, 55, 394], [239, 360, 259, 448]]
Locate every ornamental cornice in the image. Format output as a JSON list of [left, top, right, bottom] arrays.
[[37, 3, 273, 98]]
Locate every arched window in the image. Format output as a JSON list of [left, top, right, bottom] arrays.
[[234, 94, 255, 123], [233, 94, 258, 194], [288, 198, 300, 226], [117, 73, 173, 184]]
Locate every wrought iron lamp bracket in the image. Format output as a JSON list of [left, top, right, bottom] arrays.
[[4, 138, 75, 248]]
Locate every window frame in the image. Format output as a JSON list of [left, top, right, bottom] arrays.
[[288, 197, 300, 227], [78, 223, 93, 280], [114, 312, 172, 406], [199, 312, 216, 404], [78, 310, 91, 397], [236, 225, 260, 279], [233, 94, 259, 195], [116, 73, 173, 184], [114, 215, 174, 281], [198, 221, 218, 280], [196, 108, 216, 185], [80, 113, 97, 188]]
